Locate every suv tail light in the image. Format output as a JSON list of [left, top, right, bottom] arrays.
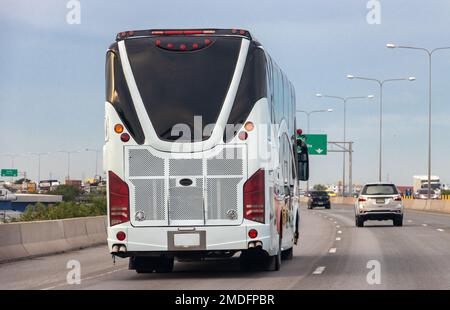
[[244, 169, 265, 223], [108, 171, 129, 226], [394, 195, 402, 201], [358, 197, 367, 202]]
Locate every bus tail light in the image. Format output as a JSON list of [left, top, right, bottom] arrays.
[[244, 169, 265, 223], [108, 171, 129, 226]]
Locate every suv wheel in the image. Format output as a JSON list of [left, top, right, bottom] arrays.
[[355, 216, 364, 227], [393, 217, 403, 227]]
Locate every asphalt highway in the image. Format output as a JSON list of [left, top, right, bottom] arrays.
[[1, 204, 450, 290]]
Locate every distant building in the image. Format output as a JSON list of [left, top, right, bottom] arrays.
[[65, 179, 82, 188]]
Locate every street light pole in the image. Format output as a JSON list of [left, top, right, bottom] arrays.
[[29, 152, 50, 186], [316, 94, 374, 196], [347, 74, 416, 182], [296, 109, 333, 192], [85, 148, 101, 178], [387, 44, 450, 199], [58, 150, 81, 181]]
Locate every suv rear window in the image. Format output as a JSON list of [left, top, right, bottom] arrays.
[[310, 191, 328, 197], [362, 184, 398, 195]]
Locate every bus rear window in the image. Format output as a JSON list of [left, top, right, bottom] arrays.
[[125, 36, 242, 142]]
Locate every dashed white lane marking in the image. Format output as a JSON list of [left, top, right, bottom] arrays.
[[336, 237, 341, 241], [422, 224, 428, 227], [336, 225, 340, 228], [41, 267, 127, 290], [312, 266, 326, 275], [329, 248, 337, 254], [407, 220, 413, 223], [437, 229, 445, 232], [337, 230, 342, 234]]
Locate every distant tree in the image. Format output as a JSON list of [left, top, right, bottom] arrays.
[[14, 178, 31, 185], [441, 189, 450, 196], [49, 184, 82, 202], [313, 184, 327, 191]]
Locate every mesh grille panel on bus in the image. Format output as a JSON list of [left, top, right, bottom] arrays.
[[207, 148, 243, 176], [129, 149, 164, 177], [168, 178, 204, 221], [131, 179, 165, 221], [207, 178, 240, 220], [169, 158, 203, 176]]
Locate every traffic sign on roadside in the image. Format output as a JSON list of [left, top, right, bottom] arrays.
[[1, 169, 18, 177], [298, 134, 327, 156]]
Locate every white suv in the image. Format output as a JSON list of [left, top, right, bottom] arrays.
[[355, 183, 404, 227]]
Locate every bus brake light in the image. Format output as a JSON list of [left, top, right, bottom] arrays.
[[109, 171, 130, 226], [244, 169, 265, 223]]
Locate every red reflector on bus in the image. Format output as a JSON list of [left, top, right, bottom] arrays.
[[244, 169, 265, 223], [248, 229, 258, 239], [116, 231, 126, 241], [238, 131, 248, 140], [204, 39, 211, 45], [120, 133, 130, 142], [108, 171, 129, 226]]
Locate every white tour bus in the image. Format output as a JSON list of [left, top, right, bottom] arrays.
[[104, 28, 309, 273]]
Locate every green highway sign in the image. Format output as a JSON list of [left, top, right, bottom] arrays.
[[1, 169, 18, 177], [298, 134, 327, 156]]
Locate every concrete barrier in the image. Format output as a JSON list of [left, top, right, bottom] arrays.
[[303, 196, 450, 214], [0, 216, 107, 263]]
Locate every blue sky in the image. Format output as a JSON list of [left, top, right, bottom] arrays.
[[1, 0, 450, 186]]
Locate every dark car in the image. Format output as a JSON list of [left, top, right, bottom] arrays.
[[307, 191, 331, 209]]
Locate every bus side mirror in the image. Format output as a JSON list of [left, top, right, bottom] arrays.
[[297, 140, 309, 181]]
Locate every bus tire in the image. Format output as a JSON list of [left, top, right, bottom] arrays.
[[281, 247, 293, 260], [265, 237, 282, 271]]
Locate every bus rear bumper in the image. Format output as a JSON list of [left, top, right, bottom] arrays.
[[108, 223, 272, 255]]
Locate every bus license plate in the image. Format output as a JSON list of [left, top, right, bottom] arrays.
[[168, 231, 206, 251], [174, 233, 200, 247]]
